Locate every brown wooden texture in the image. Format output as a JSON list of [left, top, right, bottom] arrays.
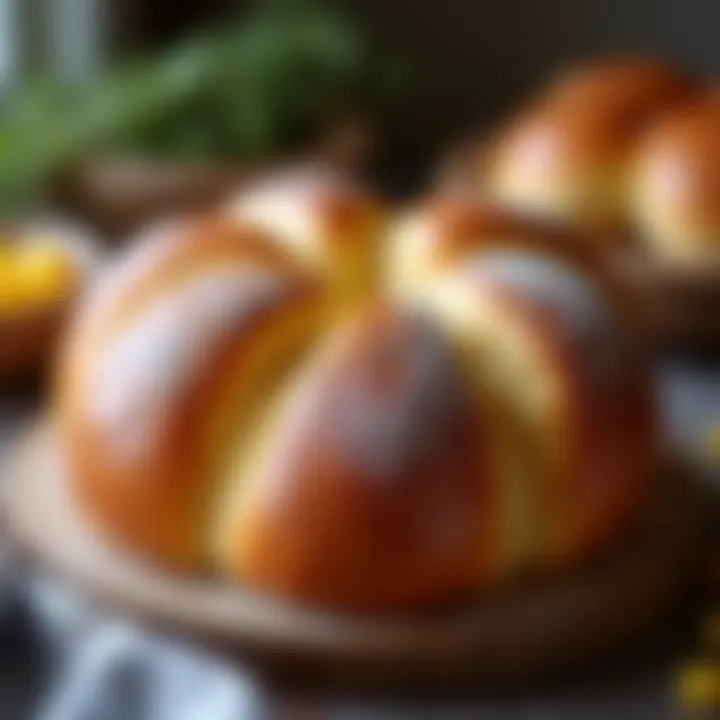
[[613, 248, 720, 352], [3, 422, 707, 691]]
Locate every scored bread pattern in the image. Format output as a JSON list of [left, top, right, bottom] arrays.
[[89, 267, 292, 465], [56, 168, 657, 611]]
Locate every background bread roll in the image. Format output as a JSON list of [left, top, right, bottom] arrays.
[[632, 96, 720, 267], [486, 60, 695, 233]]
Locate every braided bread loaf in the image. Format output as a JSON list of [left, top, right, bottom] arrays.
[[55, 168, 658, 611]]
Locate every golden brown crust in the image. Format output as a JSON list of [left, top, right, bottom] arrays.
[[481, 285, 656, 566], [632, 98, 720, 264], [225, 166, 384, 309], [221, 305, 498, 610], [56, 217, 326, 568], [393, 198, 657, 569], [389, 198, 641, 324], [544, 58, 695, 117], [56, 185, 659, 612], [486, 59, 697, 231]]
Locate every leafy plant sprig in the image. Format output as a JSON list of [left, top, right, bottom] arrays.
[[0, 0, 409, 213]]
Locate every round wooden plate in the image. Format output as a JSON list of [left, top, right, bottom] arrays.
[[3, 423, 707, 691]]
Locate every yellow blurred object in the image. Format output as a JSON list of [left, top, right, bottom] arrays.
[[0, 240, 78, 316], [702, 611, 720, 651], [677, 660, 720, 710], [0, 246, 24, 313], [704, 424, 720, 466]]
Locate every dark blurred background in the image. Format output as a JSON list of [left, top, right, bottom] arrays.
[[123, 0, 720, 183], [4, 0, 719, 192]]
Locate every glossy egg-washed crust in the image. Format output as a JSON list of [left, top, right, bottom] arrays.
[[484, 60, 697, 233], [56, 172, 658, 612], [392, 198, 657, 567], [632, 97, 720, 266]]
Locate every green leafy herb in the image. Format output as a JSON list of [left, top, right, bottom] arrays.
[[0, 0, 408, 213]]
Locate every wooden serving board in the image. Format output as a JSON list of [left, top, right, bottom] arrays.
[[2, 423, 708, 691]]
